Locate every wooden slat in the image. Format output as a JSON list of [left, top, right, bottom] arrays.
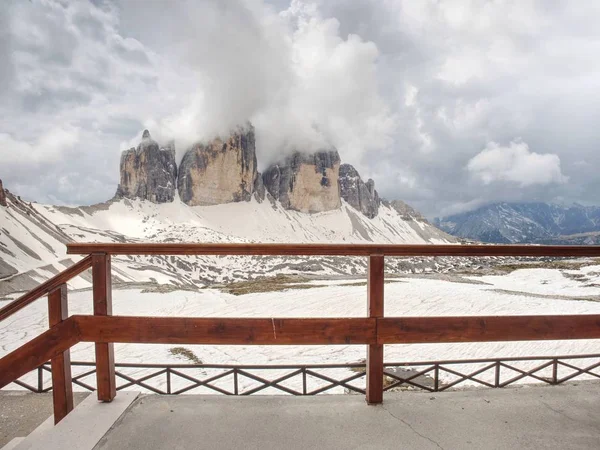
[[66, 242, 600, 257], [366, 255, 384, 404], [92, 253, 116, 403], [378, 315, 600, 344], [0, 255, 93, 322], [48, 284, 74, 424], [75, 316, 377, 345], [0, 318, 80, 389]]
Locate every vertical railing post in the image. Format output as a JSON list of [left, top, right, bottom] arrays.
[[92, 253, 116, 402], [366, 255, 384, 404], [48, 283, 73, 423], [302, 368, 307, 395], [37, 366, 43, 393], [495, 361, 501, 388]]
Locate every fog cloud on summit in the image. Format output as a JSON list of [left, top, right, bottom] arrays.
[[2, 0, 600, 218]]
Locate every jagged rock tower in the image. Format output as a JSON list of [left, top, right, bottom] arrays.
[[178, 126, 258, 206], [116, 130, 178, 203], [263, 149, 341, 214], [339, 164, 379, 218]]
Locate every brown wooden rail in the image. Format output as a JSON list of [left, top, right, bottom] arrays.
[[0, 255, 92, 322], [67, 242, 600, 257], [2, 243, 600, 424]]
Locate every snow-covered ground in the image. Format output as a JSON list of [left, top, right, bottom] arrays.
[[0, 195, 455, 296], [3, 266, 600, 394]]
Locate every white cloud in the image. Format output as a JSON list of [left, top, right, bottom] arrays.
[[467, 140, 568, 187], [0, 126, 79, 165], [141, 0, 398, 168]]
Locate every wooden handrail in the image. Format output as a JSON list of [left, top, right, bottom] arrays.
[[4, 243, 600, 418], [378, 315, 600, 343], [0, 317, 80, 389], [75, 316, 376, 345], [71, 314, 600, 345], [4, 313, 600, 391], [66, 242, 600, 257], [0, 255, 93, 322]]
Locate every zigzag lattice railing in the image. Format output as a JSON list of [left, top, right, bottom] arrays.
[[6, 354, 600, 395]]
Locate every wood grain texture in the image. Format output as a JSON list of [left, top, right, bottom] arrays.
[[367, 256, 384, 318], [367, 255, 385, 404], [378, 315, 600, 344], [67, 242, 600, 257], [48, 285, 73, 424], [0, 255, 92, 322], [366, 344, 383, 404], [75, 316, 377, 345], [0, 318, 79, 389], [92, 253, 116, 402]]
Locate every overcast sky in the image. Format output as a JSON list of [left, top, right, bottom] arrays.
[[1, 0, 600, 218]]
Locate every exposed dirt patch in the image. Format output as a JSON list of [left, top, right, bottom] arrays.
[[169, 347, 203, 364], [218, 274, 317, 296], [493, 259, 600, 273]]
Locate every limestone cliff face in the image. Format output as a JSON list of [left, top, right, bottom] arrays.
[[263, 150, 341, 213], [0, 179, 6, 207], [339, 164, 379, 218], [178, 126, 257, 206], [116, 130, 178, 203], [253, 172, 266, 203]]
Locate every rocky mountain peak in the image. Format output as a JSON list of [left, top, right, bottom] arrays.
[[178, 125, 257, 206], [115, 130, 178, 203], [0, 179, 6, 207], [339, 164, 379, 218], [384, 199, 425, 221], [263, 149, 341, 214]]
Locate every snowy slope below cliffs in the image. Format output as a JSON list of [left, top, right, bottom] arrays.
[[0, 195, 455, 297], [39, 196, 452, 245]]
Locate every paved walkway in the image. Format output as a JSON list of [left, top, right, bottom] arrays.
[[0, 391, 89, 448], [94, 383, 600, 450]]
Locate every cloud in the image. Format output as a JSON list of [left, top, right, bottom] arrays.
[[467, 140, 568, 187], [0, 126, 80, 165], [2, 0, 600, 217], [127, 0, 398, 168]]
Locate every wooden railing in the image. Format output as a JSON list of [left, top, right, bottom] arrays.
[[2, 243, 600, 424]]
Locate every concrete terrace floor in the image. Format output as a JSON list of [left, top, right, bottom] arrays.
[[92, 383, 600, 450], [0, 391, 90, 448]]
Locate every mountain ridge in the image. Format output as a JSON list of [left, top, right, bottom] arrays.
[[435, 202, 600, 244]]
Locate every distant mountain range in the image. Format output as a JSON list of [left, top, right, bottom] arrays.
[[435, 202, 600, 244]]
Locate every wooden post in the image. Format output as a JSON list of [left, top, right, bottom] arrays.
[[366, 255, 384, 404], [48, 284, 73, 423], [92, 253, 116, 402]]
